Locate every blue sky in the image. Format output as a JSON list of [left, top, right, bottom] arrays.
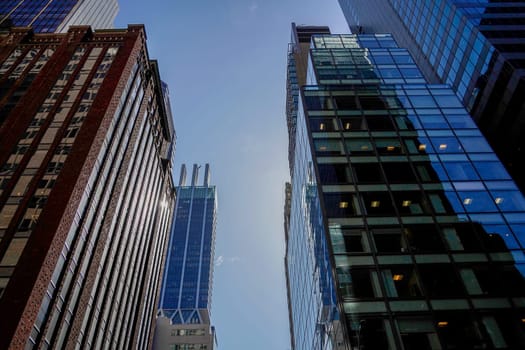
[[116, 1, 348, 349]]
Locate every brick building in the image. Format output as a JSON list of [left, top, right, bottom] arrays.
[[0, 25, 175, 349]]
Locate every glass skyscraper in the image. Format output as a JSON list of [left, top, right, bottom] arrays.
[[155, 164, 217, 350], [0, 0, 118, 33], [285, 23, 525, 349], [339, 0, 525, 194]]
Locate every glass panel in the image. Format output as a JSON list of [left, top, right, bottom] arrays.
[[375, 139, 403, 155], [323, 193, 359, 217], [361, 192, 396, 216], [418, 265, 465, 297], [382, 267, 422, 297], [405, 225, 446, 252], [460, 137, 492, 153], [383, 163, 418, 183], [346, 139, 374, 155], [372, 228, 408, 253], [318, 163, 353, 184], [340, 116, 367, 131], [491, 191, 525, 212], [443, 162, 479, 181], [309, 117, 339, 132], [314, 139, 344, 155], [482, 317, 507, 348], [457, 191, 498, 213], [460, 269, 483, 295], [473, 162, 511, 180], [0, 238, 28, 266]]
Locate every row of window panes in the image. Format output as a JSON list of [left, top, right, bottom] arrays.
[[329, 222, 525, 254], [313, 136, 491, 156]]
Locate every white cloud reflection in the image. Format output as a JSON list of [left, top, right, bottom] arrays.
[[215, 255, 241, 267]]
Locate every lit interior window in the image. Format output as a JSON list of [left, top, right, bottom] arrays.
[[361, 145, 369, 150], [371, 201, 380, 208], [319, 123, 325, 131], [392, 274, 404, 281], [402, 200, 411, 207], [320, 146, 327, 151], [418, 144, 426, 151], [437, 321, 448, 327], [439, 144, 447, 150], [339, 201, 349, 209], [463, 198, 472, 205], [345, 122, 351, 130], [387, 146, 395, 151], [495, 197, 504, 204]]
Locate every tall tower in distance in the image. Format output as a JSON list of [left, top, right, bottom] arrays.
[[339, 0, 525, 194], [155, 164, 218, 350], [0, 0, 119, 33], [285, 23, 525, 349], [0, 25, 175, 349]]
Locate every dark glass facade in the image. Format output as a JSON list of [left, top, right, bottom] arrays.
[[0, 25, 175, 349], [285, 26, 525, 349], [155, 164, 217, 350], [0, 0, 118, 33], [339, 0, 525, 194]]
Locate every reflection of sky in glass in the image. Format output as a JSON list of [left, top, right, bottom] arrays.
[[388, 0, 496, 104], [297, 32, 525, 348], [159, 185, 217, 324], [0, 0, 77, 32]]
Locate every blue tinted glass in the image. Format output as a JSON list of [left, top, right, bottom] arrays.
[[460, 137, 492, 153], [483, 224, 521, 249], [433, 95, 464, 108], [457, 191, 498, 212], [409, 95, 437, 108], [444, 191, 464, 212], [419, 115, 449, 129], [473, 162, 511, 180], [443, 162, 479, 181], [431, 137, 463, 153], [491, 191, 525, 212]]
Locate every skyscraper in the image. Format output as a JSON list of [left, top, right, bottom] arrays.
[[286, 24, 331, 174], [0, 0, 118, 33], [339, 0, 525, 194], [154, 164, 217, 350], [0, 25, 175, 349], [285, 24, 525, 349]]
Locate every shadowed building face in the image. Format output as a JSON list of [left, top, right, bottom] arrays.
[[0, 25, 175, 349], [284, 24, 525, 350]]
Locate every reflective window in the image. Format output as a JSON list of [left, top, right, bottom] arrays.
[[318, 163, 353, 184]]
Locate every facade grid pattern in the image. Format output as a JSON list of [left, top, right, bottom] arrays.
[[285, 30, 525, 350]]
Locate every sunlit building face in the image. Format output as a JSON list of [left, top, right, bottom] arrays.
[[0, 25, 175, 349]]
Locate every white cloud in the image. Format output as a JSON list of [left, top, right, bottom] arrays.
[[215, 255, 240, 267]]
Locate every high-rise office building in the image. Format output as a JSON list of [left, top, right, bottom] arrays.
[[0, 0, 118, 33], [286, 24, 331, 174], [285, 24, 525, 349], [339, 0, 525, 194], [154, 164, 217, 350], [0, 25, 175, 349]]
